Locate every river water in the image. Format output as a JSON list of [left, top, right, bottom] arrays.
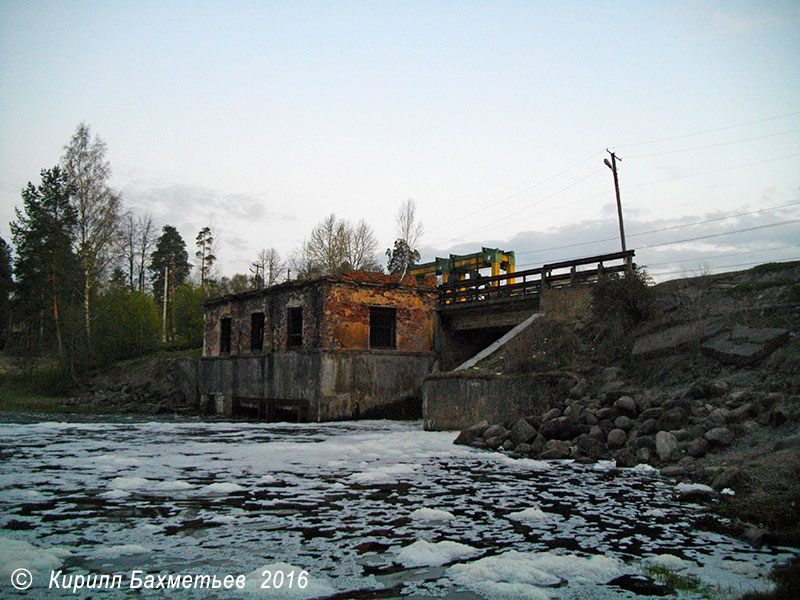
[[0, 417, 795, 599]]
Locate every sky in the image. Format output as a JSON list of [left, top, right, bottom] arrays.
[[1, 0, 799, 282]]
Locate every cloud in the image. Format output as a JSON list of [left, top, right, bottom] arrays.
[[711, 7, 800, 35], [418, 200, 800, 282]]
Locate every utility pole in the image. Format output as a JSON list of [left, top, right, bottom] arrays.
[[604, 149, 630, 269], [161, 264, 168, 343]]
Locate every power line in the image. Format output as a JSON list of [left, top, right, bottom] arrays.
[[426, 151, 603, 235], [649, 257, 800, 278], [614, 110, 800, 149], [644, 244, 800, 267], [626, 128, 800, 159], [638, 218, 800, 251], [513, 200, 800, 257]]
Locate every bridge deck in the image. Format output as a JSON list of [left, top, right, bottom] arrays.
[[436, 250, 635, 306]]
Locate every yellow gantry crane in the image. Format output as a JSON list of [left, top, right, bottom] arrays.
[[409, 247, 515, 285]]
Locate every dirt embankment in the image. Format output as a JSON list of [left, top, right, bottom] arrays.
[[458, 262, 800, 543]]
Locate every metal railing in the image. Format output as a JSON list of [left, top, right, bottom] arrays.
[[437, 250, 635, 305]]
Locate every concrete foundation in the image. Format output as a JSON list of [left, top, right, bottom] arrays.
[[422, 372, 574, 431], [199, 349, 434, 422]]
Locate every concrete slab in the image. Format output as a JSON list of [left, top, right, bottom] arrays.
[[631, 317, 726, 359], [455, 312, 544, 371], [702, 326, 789, 366]]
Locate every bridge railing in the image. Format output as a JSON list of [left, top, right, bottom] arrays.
[[437, 250, 635, 305]]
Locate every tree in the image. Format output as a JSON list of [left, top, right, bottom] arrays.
[[347, 219, 382, 271], [195, 226, 217, 287], [253, 248, 283, 288], [386, 239, 420, 276], [136, 213, 155, 292], [149, 225, 191, 342], [61, 123, 122, 346], [10, 166, 79, 355], [0, 238, 14, 349], [394, 198, 423, 278], [93, 288, 160, 361], [173, 282, 206, 348], [294, 214, 382, 277]]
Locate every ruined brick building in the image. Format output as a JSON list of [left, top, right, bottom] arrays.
[[199, 271, 438, 421]]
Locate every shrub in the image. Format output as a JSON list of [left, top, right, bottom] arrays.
[[591, 265, 653, 324]]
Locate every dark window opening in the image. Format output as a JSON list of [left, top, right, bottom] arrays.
[[287, 307, 303, 348], [251, 312, 265, 351], [370, 307, 396, 349], [220, 317, 232, 354]]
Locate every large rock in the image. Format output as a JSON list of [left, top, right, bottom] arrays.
[[569, 378, 588, 399], [539, 439, 571, 459], [539, 416, 579, 441], [705, 427, 734, 446], [655, 431, 679, 462], [483, 424, 506, 439], [702, 325, 790, 366], [607, 428, 627, 449], [614, 416, 634, 431], [686, 438, 709, 457], [454, 420, 489, 446], [541, 408, 562, 421], [656, 408, 688, 431], [614, 395, 638, 417], [576, 435, 609, 459], [510, 418, 537, 445]]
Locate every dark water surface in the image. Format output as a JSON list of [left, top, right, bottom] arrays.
[[0, 417, 794, 599]]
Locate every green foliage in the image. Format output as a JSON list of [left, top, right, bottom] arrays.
[[93, 287, 160, 361], [9, 166, 81, 355], [642, 566, 713, 597], [386, 239, 420, 276], [150, 225, 191, 307], [591, 265, 653, 324], [0, 237, 12, 348], [173, 282, 206, 348]]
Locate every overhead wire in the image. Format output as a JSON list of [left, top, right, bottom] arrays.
[[613, 110, 800, 149], [625, 128, 800, 159]]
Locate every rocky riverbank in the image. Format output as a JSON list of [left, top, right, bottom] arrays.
[[451, 262, 800, 545]]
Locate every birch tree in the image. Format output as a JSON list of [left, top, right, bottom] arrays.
[[394, 198, 423, 278], [61, 123, 122, 346]]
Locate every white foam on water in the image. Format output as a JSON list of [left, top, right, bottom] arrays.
[[201, 482, 245, 493], [109, 476, 152, 490], [496, 455, 554, 470], [676, 482, 715, 494], [644, 553, 689, 571], [91, 544, 150, 559], [408, 507, 456, 522], [593, 460, 618, 471], [507, 506, 562, 523], [630, 463, 659, 473], [0, 537, 70, 578], [447, 550, 621, 599], [99, 489, 130, 499], [154, 479, 194, 490], [395, 539, 481, 568], [349, 462, 419, 484]]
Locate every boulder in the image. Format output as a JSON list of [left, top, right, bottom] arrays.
[[614, 395, 637, 417], [541, 408, 562, 421], [514, 443, 532, 455], [576, 435, 609, 459], [636, 447, 654, 464], [502, 439, 515, 451], [655, 431, 679, 462], [711, 467, 743, 491], [727, 403, 753, 424], [510, 418, 538, 445], [705, 427, 734, 446], [656, 408, 688, 431], [569, 378, 588, 399], [639, 418, 659, 435], [614, 415, 634, 431], [686, 438, 709, 457], [675, 482, 718, 503], [589, 425, 606, 442], [607, 428, 628, 450], [539, 439, 571, 459], [454, 420, 489, 446], [539, 416, 578, 441], [484, 424, 506, 439], [485, 436, 504, 450], [632, 317, 726, 358]]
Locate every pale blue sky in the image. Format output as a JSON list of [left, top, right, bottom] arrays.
[[1, 1, 798, 280]]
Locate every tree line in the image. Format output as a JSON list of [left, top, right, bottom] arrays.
[[0, 124, 424, 388]]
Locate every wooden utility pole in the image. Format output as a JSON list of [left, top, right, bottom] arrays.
[[161, 264, 168, 343], [604, 149, 630, 269]]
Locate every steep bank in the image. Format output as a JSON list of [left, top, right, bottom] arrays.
[[448, 262, 800, 542]]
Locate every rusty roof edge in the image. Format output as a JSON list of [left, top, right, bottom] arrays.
[[202, 272, 437, 306]]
